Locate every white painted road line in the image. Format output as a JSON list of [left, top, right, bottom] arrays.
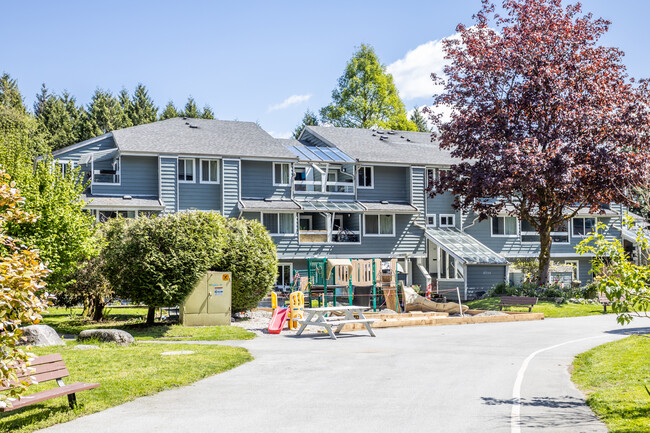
[[510, 335, 608, 433]]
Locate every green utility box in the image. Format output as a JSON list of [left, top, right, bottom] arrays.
[[180, 271, 232, 326]]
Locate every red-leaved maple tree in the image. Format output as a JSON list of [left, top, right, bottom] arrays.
[[430, 0, 650, 285]]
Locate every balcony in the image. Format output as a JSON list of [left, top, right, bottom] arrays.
[[293, 163, 355, 195], [298, 212, 360, 244]]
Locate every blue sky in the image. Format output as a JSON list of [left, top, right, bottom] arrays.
[[2, 0, 649, 138]]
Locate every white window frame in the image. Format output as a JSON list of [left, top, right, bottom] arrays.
[[261, 212, 295, 236], [363, 213, 395, 237], [572, 217, 596, 238], [426, 168, 436, 188], [490, 216, 519, 237], [426, 214, 436, 227], [298, 214, 313, 230], [92, 156, 121, 186], [199, 159, 220, 184], [178, 158, 195, 183], [276, 262, 294, 291], [565, 260, 579, 280], [357, 166, 374, 189], [273, 162, 291, 186], [439, 214, 455, 228]]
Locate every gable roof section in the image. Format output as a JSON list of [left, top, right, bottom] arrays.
[[111, 118, 297, 159], [302, 126, 461, 166]]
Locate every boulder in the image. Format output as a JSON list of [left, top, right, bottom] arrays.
[[78, 329, 135, 346], [19, 325, 65, 347]]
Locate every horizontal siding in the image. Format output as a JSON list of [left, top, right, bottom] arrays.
[[159, 158, 177, 214], [54, 135, 115, 161], [273, 214, 426, 259], [411, 167, 425, 225], [222, 159, 240, 218], [357, 166, 409, 202], [467, 265, 506, 297], [294, 193, 354, 201], [179, 182, 221, 211], [93, 156, 158, 196], [241, 160, 290, 199]]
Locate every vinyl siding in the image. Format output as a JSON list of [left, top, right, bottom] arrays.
[[54, 135, 115, 161], [179, 182, 221, 211], [357, 166, 409, 202], [273, 213, 426, 259], [466, 265, 506, 298], [159, 158, 178, 214], [410, 167, 426, 225], [222, 159, 240, 218], [92, 156, 158, 196], [241, 160, 290, 199], [426, 192, 460, 229]]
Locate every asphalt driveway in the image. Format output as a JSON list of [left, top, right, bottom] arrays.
[[39, 315, 645, 433]]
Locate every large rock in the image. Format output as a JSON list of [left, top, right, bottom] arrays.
[[20, 325, 65, 347], [78, 329, 135, 346]]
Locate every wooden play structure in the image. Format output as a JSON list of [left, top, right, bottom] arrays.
[[294, 258, 401, 312]]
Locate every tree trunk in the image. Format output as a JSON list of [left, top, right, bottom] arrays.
[[538, 227, 553, 286], [146, 306, 156, 325], [91, 298, 105, 322]]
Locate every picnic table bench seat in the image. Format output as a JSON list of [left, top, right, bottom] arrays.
[[499, 296, 538, 312], [0, 353, 100, 412]]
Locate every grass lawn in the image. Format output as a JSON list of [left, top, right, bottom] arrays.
[[42, 307, 256, 341], [0, 341, 253, 433], [466, 297, 610, 318], [572, 335, 650, 433]]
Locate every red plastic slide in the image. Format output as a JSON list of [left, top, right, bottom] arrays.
[[268, 307, 289, 334]]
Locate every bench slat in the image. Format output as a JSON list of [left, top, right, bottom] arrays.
[[29, 353, 63, 366], [0, 382, 100, 412], [0, 367, 69, 392]]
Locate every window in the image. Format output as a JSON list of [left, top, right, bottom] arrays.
[[565, 260, 579, 280], [426, 214, 436, 227], [93, 157, 120, 184], [357, 166, 373, 189], [262, 213, 294, 235], [439, 214, 455, 227], [440, 250, 463, 280], [364, 214, 394, 236], [572, 217, 596, 237], [294, 167, 306, 191], [274, 163, 290, 186], [200, 160, 219, 183], [178, 158, 195, 182], [97, 210, 136, 223], [426, 168, 436, 188], [521, 220, 569, 243], [491, 216, 518, 236], [57, 160, 76, 176], [276, 263, 293, 292], [299, 215, 312, 230]]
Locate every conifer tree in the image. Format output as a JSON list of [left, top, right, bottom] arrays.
[[129, 84, 158, 125], [183, 97, 199, 118], [160, 101, 179, 120]]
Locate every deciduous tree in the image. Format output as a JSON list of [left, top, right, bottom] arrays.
[[430, 0, 650, 284], [320, 44, 416, 131]]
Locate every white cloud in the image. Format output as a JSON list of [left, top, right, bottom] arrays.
[[268, 94, 312, 111], [387, 33, 460, 101], [268, 130, 293, 139]]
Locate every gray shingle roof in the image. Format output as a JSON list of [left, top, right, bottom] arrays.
[[359, 201, 418, 213], [111, 118, 297, 159], [302, 126, 461, 166], [82, 195, 165, 209]]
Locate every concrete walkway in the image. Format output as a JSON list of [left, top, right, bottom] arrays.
[[38, 315, 647, 433]]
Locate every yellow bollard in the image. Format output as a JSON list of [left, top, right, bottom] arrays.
[[271, 291, 278, 310], [289, 291, 304, 330]]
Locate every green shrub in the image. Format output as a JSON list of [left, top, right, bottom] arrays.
[[103, 212, 225, 323], [215, 218, 277, 313], [581, 283, 598, 299]]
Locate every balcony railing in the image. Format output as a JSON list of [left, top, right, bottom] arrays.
[[294, 180, 354, 194], [299, 229, 360, 244]]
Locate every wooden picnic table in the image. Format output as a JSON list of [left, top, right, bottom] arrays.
[[296, 306, 376, 340]]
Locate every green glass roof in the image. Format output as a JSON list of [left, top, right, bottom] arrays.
[[299, 201, 365, 212], [424, 228, 508, 265]]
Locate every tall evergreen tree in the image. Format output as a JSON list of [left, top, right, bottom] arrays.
[[293, 109, 319, 138], [410, 106, 431, 132], [160, 101, 179, 120], [0, 73, 26, 113], [183, 97, 199, 118], [201, 105, 215, 119], [320, 44, 416, 131], [86, 89, 130, 136], [34, 83, 50, 117], [129, 84, 158, 125], [38, 91, 85, 150]]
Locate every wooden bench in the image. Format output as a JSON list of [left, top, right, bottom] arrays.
[[0, 353, 100, 412], [598, 293, 611, 313], [499, 296, 538, 312]]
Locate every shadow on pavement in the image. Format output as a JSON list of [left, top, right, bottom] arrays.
[[482, 395, 587, 409], [604, 326, 650, 335]]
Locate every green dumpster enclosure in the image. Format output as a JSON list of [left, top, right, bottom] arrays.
[[180, 271, 232, 326]]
